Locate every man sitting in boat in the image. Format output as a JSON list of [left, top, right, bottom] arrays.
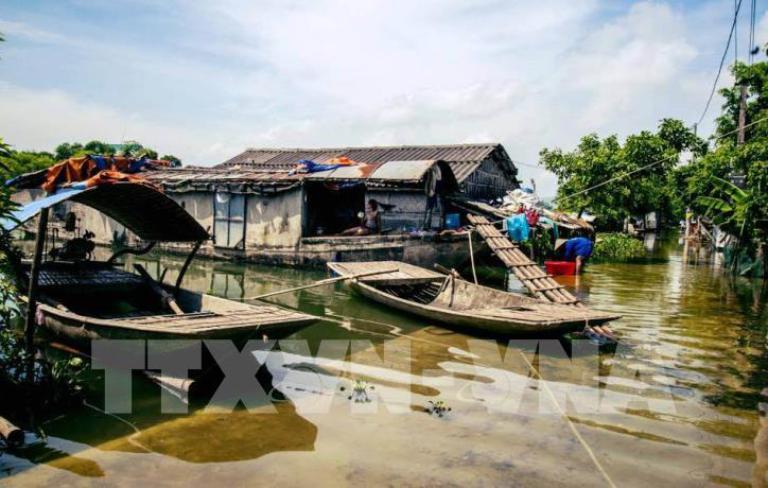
[[557, 236, 594, 274], [341, 199, 381, 236]]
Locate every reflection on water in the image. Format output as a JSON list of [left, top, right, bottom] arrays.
[[3, 238, 768, 486]]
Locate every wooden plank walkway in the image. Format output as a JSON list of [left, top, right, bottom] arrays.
[[467, 215, 584, 308]]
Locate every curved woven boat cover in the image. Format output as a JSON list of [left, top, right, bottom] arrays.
[[2, 183, 209, 242]]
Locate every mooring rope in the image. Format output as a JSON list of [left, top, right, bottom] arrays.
[[83, 401, 148, 453], [516, 351, 617, 488]]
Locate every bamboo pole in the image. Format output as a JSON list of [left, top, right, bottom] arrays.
[[24, 207, 49, 381], [242, 268, 399, 301], [467, 230, 478, 285], [134, 264, 184, 315]]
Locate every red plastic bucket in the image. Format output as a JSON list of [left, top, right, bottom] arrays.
[[544, 260, 576, 276]]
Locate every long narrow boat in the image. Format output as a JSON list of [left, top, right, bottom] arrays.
[[4, 182, 317, 348], [328, 261, 620, 336], [21, 261, 316, 346]]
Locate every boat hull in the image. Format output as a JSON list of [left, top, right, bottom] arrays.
[[30, 286, 317, 352], [352, 282, 590, 336]]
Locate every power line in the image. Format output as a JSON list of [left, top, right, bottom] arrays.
[[735, 0, 740, 64], [512, 159, 543, 169], [698, 0, 744, 126], [554, 113, 768, 204], [749, 0, 757, 64], [528, 1, 754, 202]]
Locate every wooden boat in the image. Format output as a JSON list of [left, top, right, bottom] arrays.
[[327, 261, 620, 336], [22, 261, 316, 347], [5, 182, 317, 348]]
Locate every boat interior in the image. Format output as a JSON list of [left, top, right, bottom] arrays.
[[22, 260, 238, 319], [329, 261, 548, 312], [369, 276, 546, 313]]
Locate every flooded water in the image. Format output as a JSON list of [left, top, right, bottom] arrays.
[[2, 238, 767, 487]]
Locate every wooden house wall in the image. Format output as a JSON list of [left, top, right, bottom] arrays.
[[170, 192, 214, 233], [244, 188, 304, 248], [461, 158, 515, 200]]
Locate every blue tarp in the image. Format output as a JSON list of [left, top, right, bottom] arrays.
[[296, 159, 341, 173], [506, 214, 530, 242], [1, 187, 86, 232]]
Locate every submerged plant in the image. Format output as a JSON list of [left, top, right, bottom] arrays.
[[593, 233, 646, 261], [341, 379, 375, 403], [426, 399, 452, 418]]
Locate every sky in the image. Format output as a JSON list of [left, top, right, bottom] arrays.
[[1, 0, 767, 196]]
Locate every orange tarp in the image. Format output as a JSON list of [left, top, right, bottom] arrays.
[[42, 156, 170, 193], [326, 156, 355, 165]]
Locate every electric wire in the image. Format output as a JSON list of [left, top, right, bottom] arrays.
[[554, 113, 768, 203], [698, 0, 744, 126]]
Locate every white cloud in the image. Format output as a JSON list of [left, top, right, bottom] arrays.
[[0, 0, 753, 196], [0, 83, 240, 163], [0, 19, 64, 43]]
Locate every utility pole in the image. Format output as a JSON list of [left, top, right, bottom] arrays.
[[737, 84, 748, 145]]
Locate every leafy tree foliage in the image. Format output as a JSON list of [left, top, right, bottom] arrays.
[[540, 119, 704, 229], [679, 61, 768, 249], [161, 154, 182, 167], [0, 139, 183, 179]]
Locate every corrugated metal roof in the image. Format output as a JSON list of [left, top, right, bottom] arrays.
[[368, 160, 435, 181], [446, 161, 482, 183], [145, 168, 300, 184], [146, 158, 452, 193], [304, 163, 381, 180], [217, 143, 513, 184]]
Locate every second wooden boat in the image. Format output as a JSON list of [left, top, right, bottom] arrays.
[[328, 261, 620, 336]]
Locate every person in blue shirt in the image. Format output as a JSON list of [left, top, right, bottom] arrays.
[[559, 236, 594, 274]]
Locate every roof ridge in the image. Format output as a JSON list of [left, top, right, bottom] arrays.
[[240, 142, 501, 152]]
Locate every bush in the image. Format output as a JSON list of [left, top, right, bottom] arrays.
[[0, 250, 87, 423], [593, 233, 646, 261]]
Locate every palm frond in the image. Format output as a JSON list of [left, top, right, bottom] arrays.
[[709, 175, 747, 201], [696, 195, 733, 213]]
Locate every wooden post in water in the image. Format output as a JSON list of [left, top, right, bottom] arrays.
[[24, 207, 49, 381], [174, 239, 203, 296]]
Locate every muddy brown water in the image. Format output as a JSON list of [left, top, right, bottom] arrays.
[[2, 238, 767, 487]]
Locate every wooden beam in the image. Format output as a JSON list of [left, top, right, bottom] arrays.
[[24, 207, 49, 379], [107, 241, 157, 264], [174, 239, 203, 296], [134, 264, 184, 315], [242, 268, 399, 301]]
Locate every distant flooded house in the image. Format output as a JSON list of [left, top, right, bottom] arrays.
[[13, 144, 520, 267]]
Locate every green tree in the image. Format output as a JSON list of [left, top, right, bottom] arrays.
[[160, 154, 182, 167], [6, 151, 56, 176], [54, 142, 83, 160], [540, 119, 703, 229], [83, 140, 115, 156], [682, 62, 768, 238]]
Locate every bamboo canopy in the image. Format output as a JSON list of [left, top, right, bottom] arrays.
[[467, 215, 584, 308]]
